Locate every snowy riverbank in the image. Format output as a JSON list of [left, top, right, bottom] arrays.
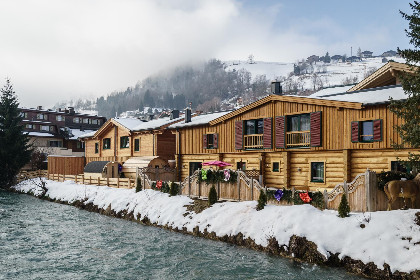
[[12, 179, 420, 278]]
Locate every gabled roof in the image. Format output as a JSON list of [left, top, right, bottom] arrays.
[[347, 61, 415, 92], [169, 111, 233, 128], [209, 95, 363, 125]]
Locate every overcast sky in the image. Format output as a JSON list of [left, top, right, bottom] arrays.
[[0, 0, 411, 107]]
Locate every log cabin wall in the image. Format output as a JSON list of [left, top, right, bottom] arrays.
[[176, 99, 418, 190]]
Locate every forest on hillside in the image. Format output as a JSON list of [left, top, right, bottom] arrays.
[[94, 59, 270, 118]]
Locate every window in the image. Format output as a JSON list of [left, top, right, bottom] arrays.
[[25, 124, 33, 129], [352, 119, 382, 143], [120, 136, 129, 149], [103, 138, 111, 149], [244, 119, 263, 135], [204, 133, 218, 149], [77, 141, 85, 149], [237, 161, 246, 171], [287, 114, 310, 132], [20, 112, 28, 118], [49, 140, 62, 147], [56, 115, 65, 121], [361, 121, 373, 142], [310, 162, 324, 183], [73, 117, 80, 123], [49, 126, 54, 132], [189, 162, 202, 176], [134, 138, 140, 151], [391, 161, 408, 173], [95, 143, 99, 153], [272, 162, 280, 172], [92, 119, 98, 125], [40, 125, 49, 131], [37, 113, 46, 120], [83, 118, 89, 124]]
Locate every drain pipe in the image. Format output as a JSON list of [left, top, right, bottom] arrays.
[[177, 129, 182, 181]]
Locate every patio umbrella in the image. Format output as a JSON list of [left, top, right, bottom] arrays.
[[201, 160, 232, 167]]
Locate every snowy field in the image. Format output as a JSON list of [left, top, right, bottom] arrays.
[[226, 57, 405, 89], [13, 179, 420, 274]]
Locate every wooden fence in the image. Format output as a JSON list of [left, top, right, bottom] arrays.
[[47, 173, 135, 189], [17, 170, 48, 183]]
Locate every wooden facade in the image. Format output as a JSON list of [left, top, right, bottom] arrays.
[[175, 63, 419, 191], [82, 118, 177, 164], [47, 156, 85, 175]]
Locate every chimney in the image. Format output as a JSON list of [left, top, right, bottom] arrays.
[[37, 105, 43, 110], [184, 108, 191, 123], [148, 114, 154, 121], [271, 81, 282, 95], [170, 110, 179, 120], [68, 107, 75, 114]]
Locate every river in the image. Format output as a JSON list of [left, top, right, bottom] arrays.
[[0, 190, 365, 280]]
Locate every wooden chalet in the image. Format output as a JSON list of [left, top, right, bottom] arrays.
[[172, 62, 419, 191], [80, 112, 186, 178]]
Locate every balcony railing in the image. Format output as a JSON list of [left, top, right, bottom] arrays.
[[286, 131, 310, 147], [244, 134, 263, 149]]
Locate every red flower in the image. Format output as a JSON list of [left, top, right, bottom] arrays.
[[299, 192, 312, 203], [156, 180, 163, 189]]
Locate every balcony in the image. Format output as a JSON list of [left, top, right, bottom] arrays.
[[244, 134, 263, 149], [286, 131, 310, 148]]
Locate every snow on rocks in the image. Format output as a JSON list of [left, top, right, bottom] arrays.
[[13, 179, 420, 274]]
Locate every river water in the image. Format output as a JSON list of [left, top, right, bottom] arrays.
[[0, 190, 365, 280]]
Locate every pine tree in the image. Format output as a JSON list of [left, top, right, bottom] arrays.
[[135, 176, 142, 192], [0, 78, 32, 189], [208, 185, 217, 206], [169, 182, 178, 196], [389, 2, 420, 170], [338, 194, 350, 218], [256, 189, 267, 211]]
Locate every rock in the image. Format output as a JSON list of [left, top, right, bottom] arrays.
[[288, 235, 327, 265]]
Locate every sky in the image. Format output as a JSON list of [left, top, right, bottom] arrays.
[[0, 0, 412, 108]]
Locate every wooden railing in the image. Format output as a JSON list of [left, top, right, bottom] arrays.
[[17, 170, 48, 183], [47, 174, 135, 189], [286, 131, 310, 147], [244, 134, 263, 149]]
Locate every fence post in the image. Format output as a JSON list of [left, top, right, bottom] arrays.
[[143, 173, 146, 189], [237, 174, 241, 201], [75, 175, 78, 184], [82, 175, 85, 185], [89, 176, 92, 185], [198, 179, 201, 198], [365, 169, 377, 212], [292, 187, 295, 205], [217, 181, 220, 200], [323, 189, 328, 209], [251, 178, 254, 200], [136, 167, 139, 189], [343, 181, 348, 198], [97, 177, 100, 186], [117, 177, 120, 188], [188, 173, 191, 197], [107, 177, 109, 187]]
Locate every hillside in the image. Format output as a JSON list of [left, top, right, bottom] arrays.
[[55, 56, 404, 118]]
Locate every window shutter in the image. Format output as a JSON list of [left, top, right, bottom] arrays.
[[373, 119, 382, 141], [214, 133, 218, 148], [275, 116, 286, 148], [351, 121, 360, 143], [235, 121, 243, 150], [203, 134, 208, 149], [310, 111, 322, 147], [263, 118, 272, 149]]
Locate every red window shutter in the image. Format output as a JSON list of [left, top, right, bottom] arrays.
[[203, 134, 207, 149], [263, 118, 272, 149], [310, 111, 322, 147], [373, 119, 382, 141], [235, 121, 243, 150], [275, 116, 285, 148], [213, 133, 218, 148], [351, 121, 360, 143]]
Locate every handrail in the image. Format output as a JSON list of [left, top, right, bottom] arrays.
[[243, 134, 263, 149], [286, 130, 310, 147]]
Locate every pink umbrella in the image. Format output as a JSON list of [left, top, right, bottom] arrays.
[[202, 160, 232, 167]]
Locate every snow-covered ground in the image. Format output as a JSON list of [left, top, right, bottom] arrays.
[[13, 179, 420, 274], [226, 57, 405, 89]]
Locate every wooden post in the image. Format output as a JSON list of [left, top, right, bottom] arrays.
[[75, 175, 78, 184], [143, 173, 146, 189], [97, 177, 100, 186], [89, 176, 91, 185], [283, 151, 290, 189], [198, 180, 201, 198], [135, 167, 139, 189], [237, 174, 241, 201], [365, 169, 377, 212], [343, 181, 348, 198], [117, 177, 120, 188], [82, 175, 85, 185], [251, 177, 254, 200], [217, 181, 220, 200], [292, 187, 295, 205], [188, 173, 191, 197], [323, 189, 328, 209], [128, 178, 132, 188]]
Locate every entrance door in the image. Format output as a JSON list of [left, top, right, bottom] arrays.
[[189, 162, 202, 176]]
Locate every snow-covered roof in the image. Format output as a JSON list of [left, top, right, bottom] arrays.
[[68, 129, 96, 140], [309, 85, 354, 98], [315, 85, 406, 105], [78, 130, 97, 139], [26, 132, 56, 137], [113, 116, 185, 131], [169, 111, 233, 129]]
